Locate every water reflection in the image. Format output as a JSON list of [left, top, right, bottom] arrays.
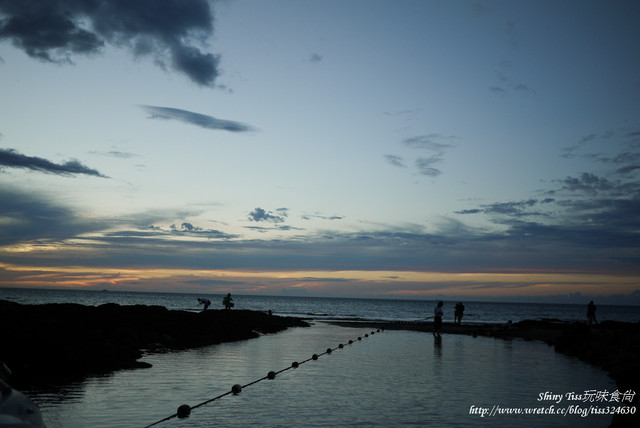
[[25, 324, 615, 428]]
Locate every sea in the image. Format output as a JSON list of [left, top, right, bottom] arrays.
[[2, 287, 639, 428]]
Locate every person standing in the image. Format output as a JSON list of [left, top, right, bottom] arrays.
[[587, 301, 597, 325], [433, 301, 444, 336], [223, 293, 234, 310], [454, 302, 465, 324]]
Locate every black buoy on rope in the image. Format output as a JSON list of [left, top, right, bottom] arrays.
[[312, 354, 318, 360], [291, 361, 299, 368], [267, 371, 276, 379], [348, 340, 353, 344], [177, 404, 191, 418], [232, 384, 242, 395], [338, 344, 344, 348], [357, 337, 362, 341], [326, 348, 332, 354]]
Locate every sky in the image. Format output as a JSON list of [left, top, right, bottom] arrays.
[[0, 0, 639, 304]]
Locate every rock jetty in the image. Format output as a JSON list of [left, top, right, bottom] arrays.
[[0, 300, 309, 388]]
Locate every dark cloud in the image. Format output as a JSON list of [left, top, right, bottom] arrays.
[[248, 207, 288, 224], [558, 173, 615, 196], [0, 0, 219, 86], [0, 148, 108, 177], [141, 105, 253, 132], [0, 186, 108, 245]]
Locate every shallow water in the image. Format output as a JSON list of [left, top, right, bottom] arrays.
[[27, 323, 616, 428]]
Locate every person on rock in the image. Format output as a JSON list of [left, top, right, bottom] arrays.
[[197, 297, 211, 311], [223, 293, 234, 310]]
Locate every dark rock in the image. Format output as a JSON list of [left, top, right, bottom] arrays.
[[0, 300, 308, 388]]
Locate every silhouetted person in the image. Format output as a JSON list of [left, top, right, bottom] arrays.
[[433, 301, 444, 336], [197, 297, 211, 311], [454, 302, 465, 324], [223, 293, 234, 309], [587, 301, 597, 325]]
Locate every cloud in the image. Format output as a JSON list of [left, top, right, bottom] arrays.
[[141, 105, 253, 132], [300, 212, 344, 221], [415, 156, 443, 177], [384, 154, 406, 168], [403, 134, 454, 151], [90, 150, 138, 159], [0, 0, 219, 86], [0, 186, 108, 245], [0, 148, 108, 177], [401, 134, 455, 177], [491, 70, 536, 96], [309, 53, 323, 63], [248, 207, 288, 223], [558, 173, 615, 196]]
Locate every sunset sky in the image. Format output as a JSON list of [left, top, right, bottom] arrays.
[[1, 0, 639, 304]]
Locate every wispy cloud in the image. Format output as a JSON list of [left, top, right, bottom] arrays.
[[399, 134, 455, 177], [141, 105, 253, 132], [491, 70, 536, 96], [300, 212, 344, 221], [0, 148, 108, 177], [0, 0, 219, 86], [90, 150, 138, 159], [384, 154, 406, 168]]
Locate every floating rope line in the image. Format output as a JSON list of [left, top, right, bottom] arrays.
[[143, 328, 383, 428]]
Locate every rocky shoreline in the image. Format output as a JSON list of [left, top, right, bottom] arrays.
[[330, 318, 640, 427], [0, 300, 309, 388]]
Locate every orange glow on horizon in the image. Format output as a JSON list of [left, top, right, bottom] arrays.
[[0, 262, 638, 298]]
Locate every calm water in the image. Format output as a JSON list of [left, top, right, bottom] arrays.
[[2, 288, 634, 427], [2, 287, 639, 324], [25, 324, 616, 428]]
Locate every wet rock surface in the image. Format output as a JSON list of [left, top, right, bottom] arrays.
[[0, 300, 309, 388]]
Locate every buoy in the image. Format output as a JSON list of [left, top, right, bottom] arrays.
[[348, 340, 353, 344], [177, 404, 191, 418], [267, 371, 276, 379], [338, 344, 344, 348], [365, 334, 369, 337], [357, 337, 362, 341], [232, 384, 242, 395], [291, 361, 299, 368], [312, 354, 318, 360], [326, 348, 332, 354]]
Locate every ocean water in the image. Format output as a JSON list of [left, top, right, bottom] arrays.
[[1, 287, 639, 324], [2, 288, 636, 427]]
